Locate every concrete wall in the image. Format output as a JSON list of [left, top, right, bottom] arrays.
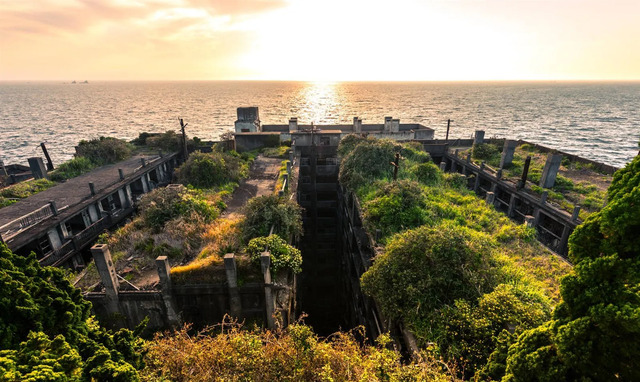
[[235, 133, 281, 152]]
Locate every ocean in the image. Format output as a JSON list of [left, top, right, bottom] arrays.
[[1, 81, 638, 168]]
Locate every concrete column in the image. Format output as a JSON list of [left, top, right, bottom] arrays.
[[353, 117, 362, 133], [89, 182, 96, 196], [474, 130, 485, 145], [474, 173, 481, 192], [539, 153, 563, 188], [558, 224, 572, 257], [507, 194, 517, 217], [500, 140, 518, 168], [540, 191, 548, 204], [224, 253, 242, 317], [140, 158, 147, 167], [454, 149, 460, 157], [390, 119, 400, 133], [384, 117, 393, 132], [28, 157, 48, 180], [155, 256, 180, 327], [91, 244, 119, 313], [466, 153, 471, 163], [572, 206, 581, 221], [524, 215, 536, 228], [286, 161, 292, 176], [496, 169, 502, 180], [118, 168, 125, 180], [289, 117, 298, 131], [480, 162, 486, 172], [0, 160, 7, 177], [49, 201, 58, 216], [261, 252, 275, 329], [439, 161, 447, 172], [485, 191, 495, 205]]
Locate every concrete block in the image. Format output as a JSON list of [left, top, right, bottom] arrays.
[[524, 215, 536, 228], [156, 256, 180, 327], [485, 191, 495, 205], [28, 157, 48, 180], [539, 153, 563, 188], [500, 140, 518, 168], [289, 117, 298, 131], [572, 206, 581, 221], [439, 161, 447, 171], [474, 130, 485, 145]]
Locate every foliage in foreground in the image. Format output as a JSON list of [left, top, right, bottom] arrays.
[[142, 323, 459, 382], [0, 243, 144, 381], [502, 153, 640, 381]]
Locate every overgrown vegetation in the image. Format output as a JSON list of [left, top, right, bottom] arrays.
[[500, 152, 640, 381], [241, 194, 303, 243], [247, 235, 303, 273], [175, 151, 247, 189], [467, 141, 610, 220], [341, 135, 570, 379], [142, 322, 459, 382], [49, 137, 134, 181], [0, 178, 56, 209], [0, 244, 144, 380]]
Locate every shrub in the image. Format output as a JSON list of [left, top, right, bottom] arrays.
[[247, 235, 303, 273], [411, 162, 442, 185], [471, 143, 501, 164], [138, 185, 219, 232], [143, 323, 459, 381], [361, 223, 498, 322], [363, 180, 430, 239], [49, 157, 96, 181], [339, 138, 397, 190], [175, 151, 246, 189], [76, 137, 132, 165], [0, 178, 56, 207], [241, 194, 303, 242]]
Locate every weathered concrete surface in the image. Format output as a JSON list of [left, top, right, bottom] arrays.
[[0, 155, 160, 227], [223, 155, 282, 218]]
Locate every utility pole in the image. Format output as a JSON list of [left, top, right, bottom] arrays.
[[179, 118, 189, 161], [445, 119, 452, 141]]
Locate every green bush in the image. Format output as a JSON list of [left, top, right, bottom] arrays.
[[411, 162, 442, 185], [241, 194, 303, 243], [175, 151, 246, 189], [471, 143, 501, 165], [0, 244, 144, 380], [138, 185, 219, 232], [361, 223, 498, 322], [247, 235, 302, 273], [363, 180, 430, 239], [49, 157, 96, 181], [76, 137, 132, 165], [0, 179, 57, 209]]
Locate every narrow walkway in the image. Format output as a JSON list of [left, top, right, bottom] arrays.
[[223, 156, 281, 218]]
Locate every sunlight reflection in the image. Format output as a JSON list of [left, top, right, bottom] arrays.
[[299, 81, 341, 124]]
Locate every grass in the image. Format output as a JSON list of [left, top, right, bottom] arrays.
[[463, 142, 610, 220], [0, 178, 57, 209]]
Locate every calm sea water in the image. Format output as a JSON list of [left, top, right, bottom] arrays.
[[1, 81, 638, 168]]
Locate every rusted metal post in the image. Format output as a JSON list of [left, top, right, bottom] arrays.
[[518, 156, 531, 190], [180, 118, 189, 161], [40, 143, 54, 171], [445, 119, 451, 141]]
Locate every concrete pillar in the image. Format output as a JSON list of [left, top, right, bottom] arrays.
[[540, 191, 548, 204], [539, 153, 563, 188], [28, 157, 48, 180], [474, 173, 481, 192], [140, 158, 147, 167], [49, 201, 58, 216], [474, 130, 485, 145], [0, 160, 7, 177], [558, 224, 572, 257], [289, 117, 298, 131], [155, 256, 180, 327], [89, 182, 96, 196], [91, 244, 119, 313], [466, 153, 471, 163], [485, 191, 495, 205], [353, 117, 362, 133], [390, 119, 400, 133], [524, 215, 536, 228], [384, 116, 393, 132], [454, 149, 460, 157], [224, 253, 242, 317], [118, 168, 124, 180], [286, 161, 292, 176], [507, 194, 517, 217], [261, 252, 275, 329], [500, 140, 518, 168], [572, 206, 581, 221], [439, 161, 447, 172], [480, 162, 486, 172]]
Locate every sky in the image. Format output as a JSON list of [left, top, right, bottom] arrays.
[[1, 0, 639, 81]]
